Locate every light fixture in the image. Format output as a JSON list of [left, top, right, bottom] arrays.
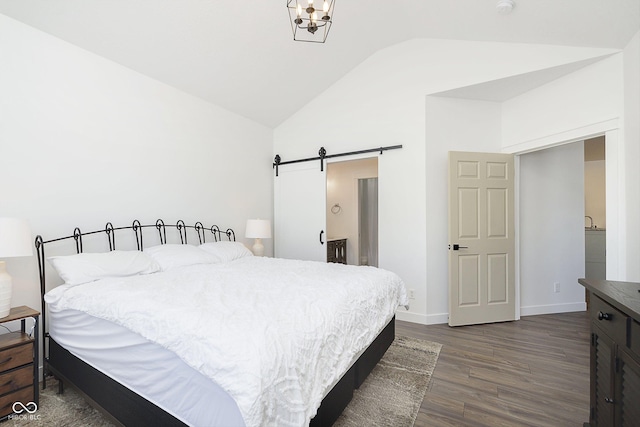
[[496, 0, 515, 14], [245, 219, 272, 257], [287, 0, 335, 43], [0, 218, 33, 318]]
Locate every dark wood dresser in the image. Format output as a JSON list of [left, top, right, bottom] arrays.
[[578, 279, 640, 427]]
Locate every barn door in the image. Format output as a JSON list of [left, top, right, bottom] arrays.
[[274, 161, 327, 261], [448, 151, 515, 326]]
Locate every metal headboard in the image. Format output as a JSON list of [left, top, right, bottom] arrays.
[[34, 219, 235, 388]]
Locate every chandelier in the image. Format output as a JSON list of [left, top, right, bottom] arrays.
[[287, 0, 335, 43]]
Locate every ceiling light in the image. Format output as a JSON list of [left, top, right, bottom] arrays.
[[496, 0, 515, 14], [287, 0, 335, 43]]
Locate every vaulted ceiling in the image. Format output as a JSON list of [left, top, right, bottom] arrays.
[[1, 0, 638, 127]]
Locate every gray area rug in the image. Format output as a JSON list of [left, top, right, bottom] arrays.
[[334, 336, 442, 427], [7, 336, 441, 427]]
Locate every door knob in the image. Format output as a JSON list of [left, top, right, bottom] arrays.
[[319, 230, 325, 245], [450, 244, 468, 251]]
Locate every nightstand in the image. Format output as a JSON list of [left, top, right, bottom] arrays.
[[0, 306, 39, 420]]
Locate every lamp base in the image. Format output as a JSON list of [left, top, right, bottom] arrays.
[[0, 262, 12, 318], [252, 238, 265, 257]]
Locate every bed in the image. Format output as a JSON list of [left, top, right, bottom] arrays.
[[35, 219, 408, 427]]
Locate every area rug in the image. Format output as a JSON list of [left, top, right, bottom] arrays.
[[7, 336, 441, 427], [334, 335, 442, 427]]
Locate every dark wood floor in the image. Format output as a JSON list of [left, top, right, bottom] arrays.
[[396, 311, 590, 427]]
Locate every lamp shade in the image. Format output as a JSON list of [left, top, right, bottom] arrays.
[[0, 218, 32, 317], [245, 219, 272, 239], [0, 218, 33, 258]]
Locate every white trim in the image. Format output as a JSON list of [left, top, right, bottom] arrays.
[[424, 313, 449, 325], [502, 118, 619, 155], [514, 154, 521, 321], [396, 310, 427, 325], [520, 302, 587, 316], [396, 310, 449, 325], [605, 129, 624, 280]]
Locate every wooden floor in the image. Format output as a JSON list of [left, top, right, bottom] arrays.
[[396, 311, 590, 427]]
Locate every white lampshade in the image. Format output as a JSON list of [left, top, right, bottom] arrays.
[[0, 218, 33, 258], [0, 218, 33, 318], [245, 219, 272, 239], [245, 219, 271, 257]]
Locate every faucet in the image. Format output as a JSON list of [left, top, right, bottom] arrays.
[[585, 216, 593, 229]]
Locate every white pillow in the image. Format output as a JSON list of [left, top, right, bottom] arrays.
[[48, 250, 160, 286], [144, 244, 219, 271], [199, 241, 253, 262]]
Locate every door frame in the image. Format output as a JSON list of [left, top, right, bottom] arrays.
[[326, 154, 379, 267], [508, 119, 621, 318]]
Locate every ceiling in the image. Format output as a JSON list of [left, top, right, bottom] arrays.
[[1, 0, 638, 128]]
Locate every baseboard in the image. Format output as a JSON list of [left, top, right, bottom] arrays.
[[425, 313, 449, 325], [520, 302, 587, 316], [396, 311, 426, 324], [396, 310, 448, 325], [398, 303, 587, 326]]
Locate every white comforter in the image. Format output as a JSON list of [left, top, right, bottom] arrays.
[[45, 256, 408, 427]]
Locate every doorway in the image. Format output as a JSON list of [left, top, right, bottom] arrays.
[[326, 158, 378, 266], [584, 136, 606, 280], [519, 140, 599, 315]]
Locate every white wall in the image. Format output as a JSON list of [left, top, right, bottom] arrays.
[[501, 55, 623, 152], [426, 53, 624, 320], [623, 31, 640, 281], [519, 143, 586, 315], [275, 38, 617, 324], [425, 97, 503, 323], [501, 50, 633, 284], [0, 15, 274, 316]]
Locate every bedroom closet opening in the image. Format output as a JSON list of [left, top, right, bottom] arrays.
[[326, 157, 378, 267]]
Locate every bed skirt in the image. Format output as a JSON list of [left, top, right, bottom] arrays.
[[46, 316, 395, 427]]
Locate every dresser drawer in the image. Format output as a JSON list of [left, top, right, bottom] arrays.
[[0, 365, 33, 396], [0, 343, 33, 373], [0, 385, 34, 418], [591, 295, 628, 344]]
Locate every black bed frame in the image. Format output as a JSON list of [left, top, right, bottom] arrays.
[[35, 219, 395, 427]]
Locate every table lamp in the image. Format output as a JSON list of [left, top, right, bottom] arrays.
[[0, 218, 33, 318], [245, 219, 271, 257]]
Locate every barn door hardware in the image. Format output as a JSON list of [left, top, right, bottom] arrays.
[[273, 144, 403, 177]]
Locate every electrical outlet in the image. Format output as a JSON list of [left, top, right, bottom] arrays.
[[553, 282, 560, 293], [409, 289, 415, 299]]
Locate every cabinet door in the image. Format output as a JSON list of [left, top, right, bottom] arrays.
[[592, 327, 615, 427], [617, 349, 640, 426]]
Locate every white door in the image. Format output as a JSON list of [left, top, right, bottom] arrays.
[[274, 161, 327, 261], [448, 151, 515, 327]]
